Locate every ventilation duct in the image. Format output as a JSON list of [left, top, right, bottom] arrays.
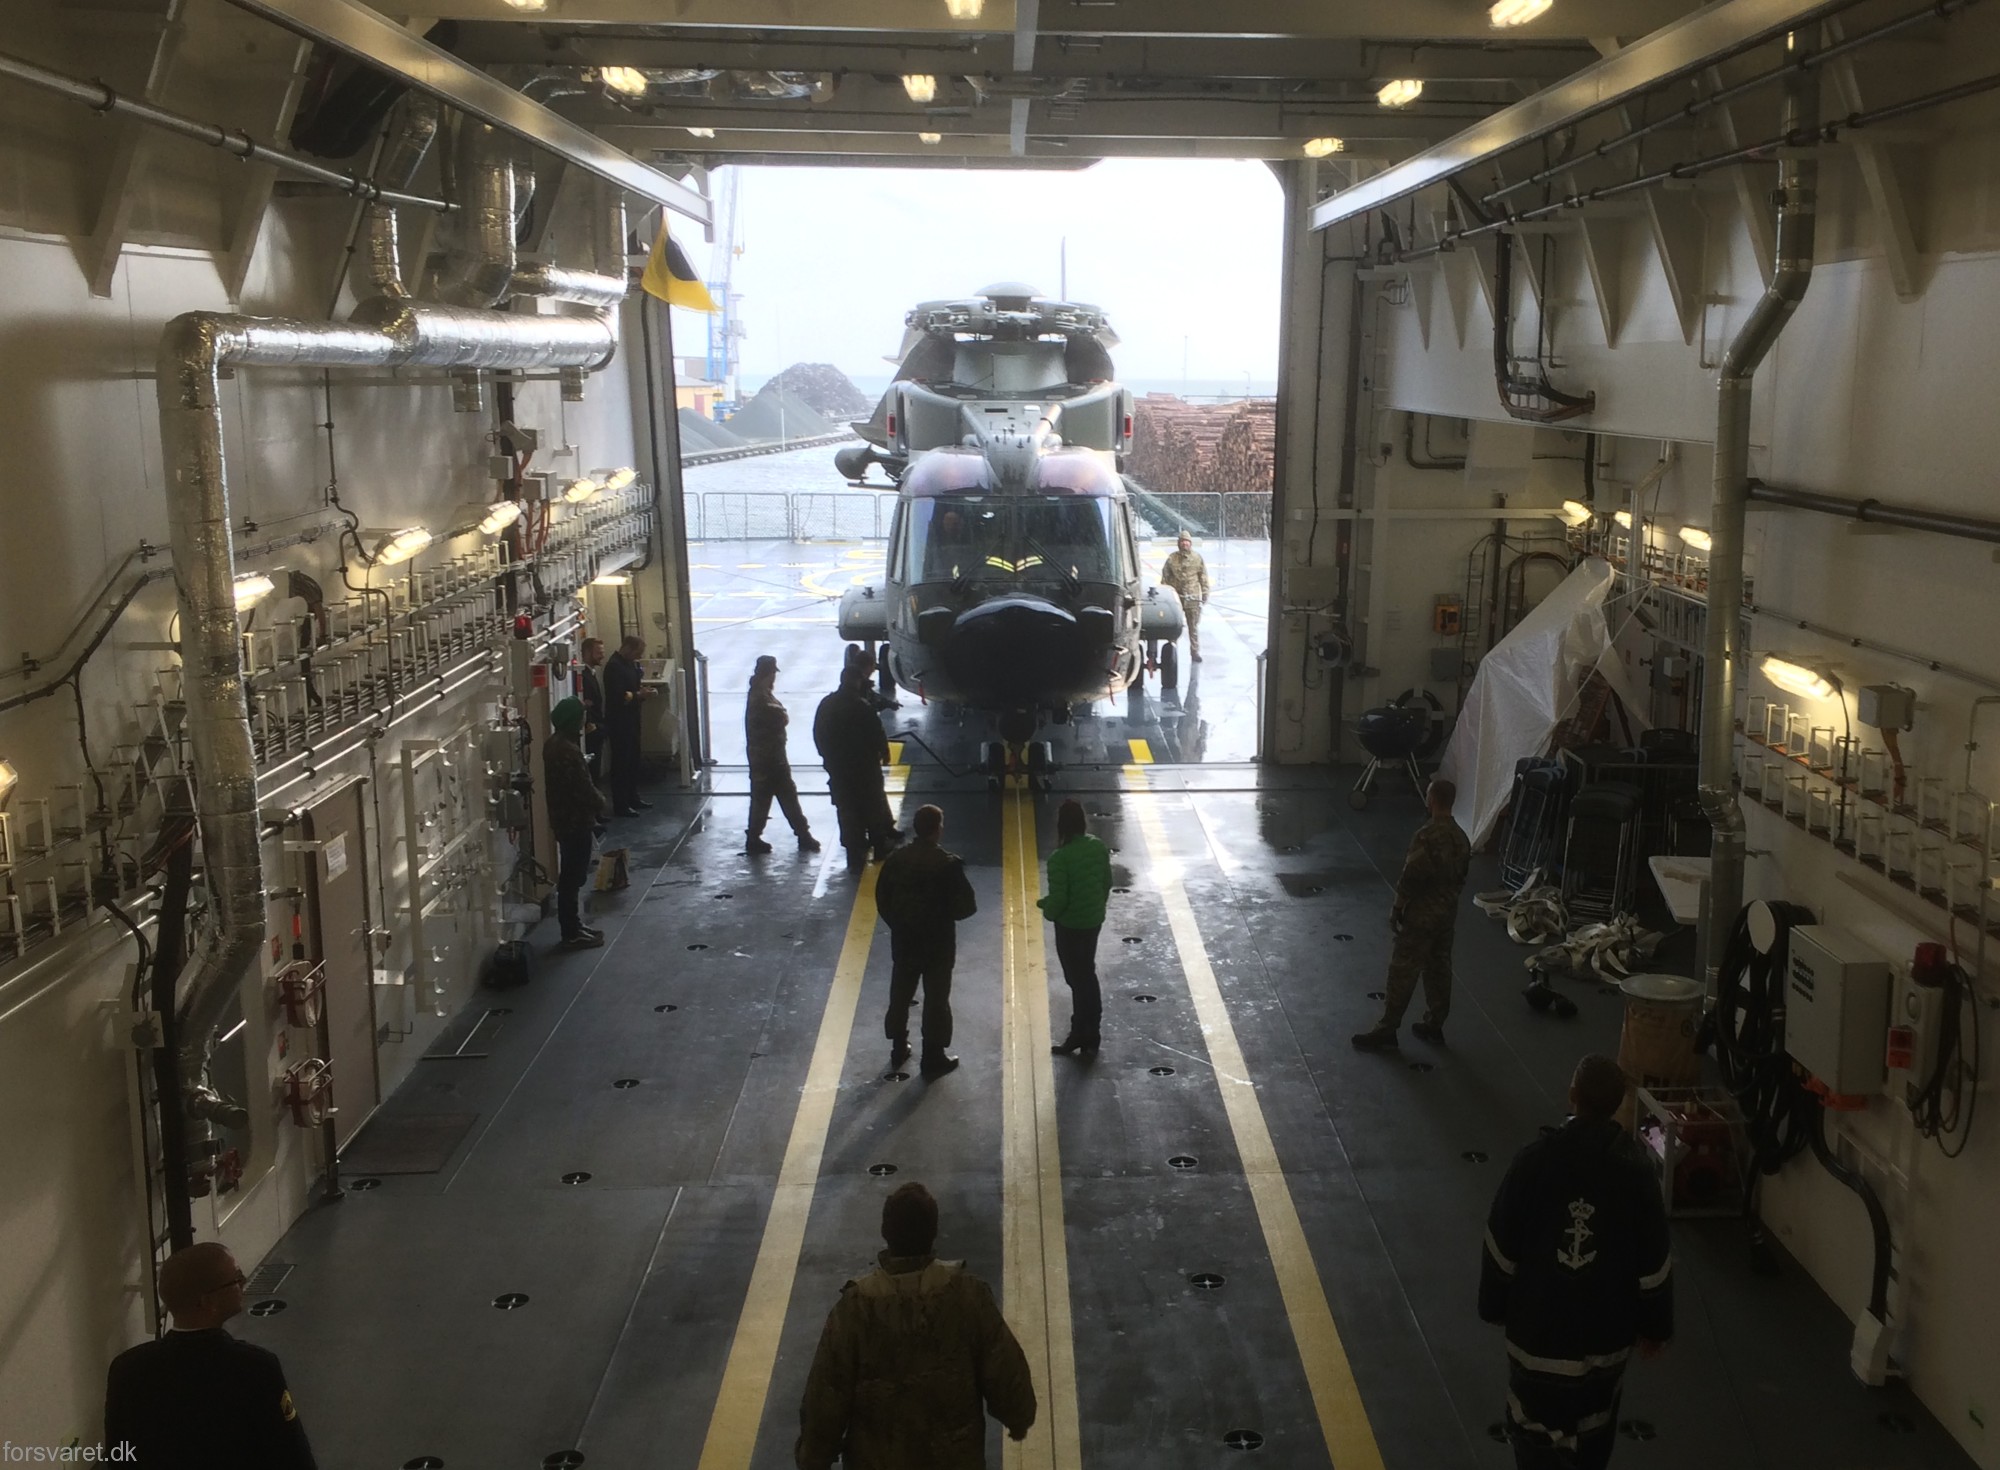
[[1698, 32, 1819, 987]]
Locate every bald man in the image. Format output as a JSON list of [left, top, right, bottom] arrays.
[[105, 1242, 318, 1469]]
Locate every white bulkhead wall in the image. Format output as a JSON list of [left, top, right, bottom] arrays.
[[0, 14, 656, 1442], [1365, 125, 2000, 1467]]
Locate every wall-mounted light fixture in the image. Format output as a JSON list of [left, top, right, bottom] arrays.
[[918, 131, 943, 144], [596, 466, 639, 493], [687, 127, 717, 139], [1558, 500, 1593, 527], [1761, 656, 1839, 701], [1302, 137, 1346, 158], [232, 572, 276, 612], [371, 527, 432, 566], [901, 74, 939, 103], [477, 501, 525, 536], [0, 758, 17, 812], [1490, 0, 1553, 26], [1613, 509, 1635, 529], [598, 67, 650, 97], [1679, 526, 1713, 552], [501, 0, 547, 10], [591, 573, 632, 587], [1377, 78, 1424, 107], [944, 0, 983, 16], [563, 477, 602, 504]]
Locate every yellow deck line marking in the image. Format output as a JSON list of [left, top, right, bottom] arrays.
[[697, 768, 908, 1470], [887, 741, 904, 767], [1126, 738, 1154, 764], [1123, 765, 1385, 1470], [1001, 791, 1082, 1470]]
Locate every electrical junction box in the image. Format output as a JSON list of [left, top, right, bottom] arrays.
[[1885, 969, 1944, 1105], [1857, 684, 1915, 731], [1785, 926, 1892, 1094]]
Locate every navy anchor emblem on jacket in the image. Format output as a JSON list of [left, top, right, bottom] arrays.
[[1558, 1198, 1598, 1270]]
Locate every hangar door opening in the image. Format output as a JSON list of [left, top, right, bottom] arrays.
[[672, 161, 1284, 768]]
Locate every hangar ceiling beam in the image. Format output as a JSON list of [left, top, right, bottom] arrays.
[[401, 0, 1693, 43], [448, 29, 1600, 85], [224, 0, 710, 222], [1310, 0, 1861, 230]]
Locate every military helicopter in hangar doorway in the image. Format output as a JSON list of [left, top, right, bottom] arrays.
[[833, 283, 1185, 788]]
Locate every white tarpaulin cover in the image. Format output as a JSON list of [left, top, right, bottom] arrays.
[[1439, 557, 1616, 849]]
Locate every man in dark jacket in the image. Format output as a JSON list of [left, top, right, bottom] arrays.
[[603, 634, 652, 816], [746, 653, 820, 855], [105, 1241, 319, 1469], [544, 696, 606, 949], [1479, 1055, 1673, 1470], [577, 636, 606, 783], [796, 1182, 1034, 1470], [873, 804, 976, 1079], [1353, 777, 1473, 1050], [814, 664, 896, 870]]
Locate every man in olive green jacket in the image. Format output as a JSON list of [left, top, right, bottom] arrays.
[[1040, 799, 1112, 1055], [796, 1182, 1036, 1470]]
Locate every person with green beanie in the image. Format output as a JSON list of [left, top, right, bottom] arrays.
[[545, 696, 606, 949], [1040, 799, 1112, 1056]]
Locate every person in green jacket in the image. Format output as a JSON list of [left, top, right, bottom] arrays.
[[1040, 799, 1113, 1056]]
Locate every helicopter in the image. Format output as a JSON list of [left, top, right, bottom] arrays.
[[832, 283, 1185, 786]]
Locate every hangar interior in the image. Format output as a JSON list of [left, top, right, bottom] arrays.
[[1, 0, 1997, 1466]]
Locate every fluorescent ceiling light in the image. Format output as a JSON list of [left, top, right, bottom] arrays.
[[599, 66, 649, 97], [1489, 0, 1553, 26], [0, 758, 18, 811], [1377, 78, 1424, 108], [1302, 137, 1345, 158], [944, 0, 983, 16], [373, 527, 432, 566], [919, 131, 943, 144], [1613, 509, 1634, 529], [1558, 500, 1593, 527], [592, 573, 632, 586], [1679, 526, 1713, 552], [232, 572, 276, 611], [563, 477, 602, 504], [687, 127, 716, 139], [1761, 656, 1837, 701], [477, 501, 524, 535], [598, 466, 639, 492], [902, 74, 939, 103]]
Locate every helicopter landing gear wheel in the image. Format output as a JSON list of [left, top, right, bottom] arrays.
[[1159, 640, 1179, 690], [876, 642, 895, 700]]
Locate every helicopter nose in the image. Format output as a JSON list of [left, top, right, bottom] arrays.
[[942, 595, 1084, 700]]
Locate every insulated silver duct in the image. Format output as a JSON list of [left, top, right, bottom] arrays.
[[439, 122, 518, 308], [158, 297, 619, 1107], [364, 95, 442, 299], [1698, 32, 1819, 988]]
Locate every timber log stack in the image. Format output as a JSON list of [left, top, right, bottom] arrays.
[[1125, 394, 1277, 496]]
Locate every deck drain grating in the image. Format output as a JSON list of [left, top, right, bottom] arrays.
[[243, 1263, 293, 1295], [868, 1162, 898, 1176], [349, 1177, 381, 1191], [882, 1071, 910, 1082], [655, 1003, 679, 1012], [1189, 1272, 1225, 1290], [247, 1299, 286, 1316], [1223, 1430, 1265, 1450], [492, 1293, 530, 1310], [562, 1172, 592, 1185], [1168, 1155, 1198, 1170], [1461, 1151, 1489, 1164], [1149, 1066, 1176, 1076], [543, 1455, 586, 1469], [1132, 993, 1157, 1003], [403, 1459, 445, 1469], [1619, 1420, 1658, 1442], [613, 1078, 641, 1089]]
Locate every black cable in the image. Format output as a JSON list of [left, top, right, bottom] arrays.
[[889, 727, 983, 778], [1705, 901, 1818, 1176], [1911, 958, 1979, 1157], [1808, 1104, 1892, 1321]]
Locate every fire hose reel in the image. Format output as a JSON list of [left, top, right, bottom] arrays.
[[281, 1058, 336, 1128], [274, 960, 327, 1029]]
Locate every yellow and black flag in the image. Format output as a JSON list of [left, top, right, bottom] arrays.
[[640, 219, 719, 313]]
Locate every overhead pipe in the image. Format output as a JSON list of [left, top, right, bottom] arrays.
[[1699, 31, 1819, 990], [0, 49, 449, 213], [363, 95, 442, 299], [1747, 478, 2000, 545], [158, 295, 619, 1120], [438, 122, 519, 308]]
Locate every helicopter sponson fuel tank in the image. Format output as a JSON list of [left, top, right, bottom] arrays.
[[834, 283, 1184, 731]]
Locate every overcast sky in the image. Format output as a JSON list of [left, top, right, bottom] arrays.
[[670, 158, 1285, 387]]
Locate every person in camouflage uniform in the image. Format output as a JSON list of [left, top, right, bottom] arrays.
[[745, 654, 820, 855], [1353, 778, 1472, 1051], [796, 1182, 1036, 1470], [1160, 533, 1212, 661]]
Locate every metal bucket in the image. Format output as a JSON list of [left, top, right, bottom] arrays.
[[1617, 973, 1704, 1095]]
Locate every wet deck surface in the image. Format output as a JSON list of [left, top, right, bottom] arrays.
[[241, 533, 1973, 1470]]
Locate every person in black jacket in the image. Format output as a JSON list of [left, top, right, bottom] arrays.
[[813, 664, 898, 870], [104, 1242, 318, 1469], [873, 804, 976, 1079], [544, 696, 607, 949], [577, 636, 606, 784], [603, 634, 653, 816], [1479, 1054, 1673, 1470]]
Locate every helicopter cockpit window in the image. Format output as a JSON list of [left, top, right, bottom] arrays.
[[1015, 496, 1119, 582], [906, 496, 1004, 582]]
